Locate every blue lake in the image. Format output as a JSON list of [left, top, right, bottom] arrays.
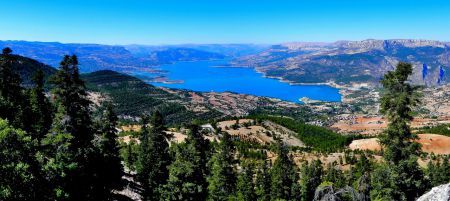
[[131, 60, 341, 103]]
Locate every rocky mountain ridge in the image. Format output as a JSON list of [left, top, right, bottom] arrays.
[[234, 39, 449, 86], [283, 39, 449, 50]]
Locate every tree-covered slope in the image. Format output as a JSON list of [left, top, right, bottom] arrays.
[[0, 54, 56, 85], [2, 52, 221, 124], [249, 115, 357, 152], [82, 70, 222, 124]]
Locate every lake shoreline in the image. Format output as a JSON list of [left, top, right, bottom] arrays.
[[137, 59, 342, 103]]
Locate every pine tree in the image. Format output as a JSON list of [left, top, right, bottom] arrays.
[[207, 132, 236, 201], [136, 115, 151, 196], [270, 143, 298, 200], [377, 62, 428, 200], [185, 124, 211, 179], [44, 55, 97, 200], [370, 164, 397, 200], [29, 69, 53, 141], [0, 48, 30, 131], [123, 140, 137, 171], [162, 142, 206, 201], [352, 153, 372, 179], [0, 48, 21, 106], [236, 160, 256, 201], [299, 159, 323, 201], [136, 111, 170, 200], [92, 103, 123, 199], [50, 55, 93, 149], [427, 156, 450, 187], [323, 162, 346, 189], [255, 160, 271, 201]]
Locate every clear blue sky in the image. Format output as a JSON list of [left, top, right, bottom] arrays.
[[1, 0, 449, 45]]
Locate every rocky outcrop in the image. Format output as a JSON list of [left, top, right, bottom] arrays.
[[417, 183, 450, 201]]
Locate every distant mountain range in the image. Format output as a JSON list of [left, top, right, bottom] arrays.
[[233, 39, 450, 85], [0, 40, 266, 73], [2, 39, 449, 86]]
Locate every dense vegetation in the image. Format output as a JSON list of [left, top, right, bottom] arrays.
[[1, 48, 449, 201], [418, 123, 450, 137], [249, 115, 355, 152], [0, 53, 56, 85], [1, 49, 122, 200]]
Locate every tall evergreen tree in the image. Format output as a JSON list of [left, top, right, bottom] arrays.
[[236, 160, 256, 201], [299, 159, 323, 201], [270, 143, 298, 201], [136, 115, 151, 193], [92, 103, 123, 199], [0, 48, 21, 105], [163, 141, 206, 201], [136, 111, 170, 200], [29, 68, 53, 141], [323, 162, 346, 189], [207, 132, 236, 201], [376, 62, 428, 200], [49, 55, 93, 149], [255, 160, 271, 201], [185, 124, 211, 179], [0, 48, 29, 130], [123, 140, 137, 171], [162, 124, 212, 200], [44, 55, 97, 200], [162, 123, 215, 201], [370, 163, 397, 200]]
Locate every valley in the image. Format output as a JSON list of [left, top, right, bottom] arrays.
[[2, 42, 450, 201]]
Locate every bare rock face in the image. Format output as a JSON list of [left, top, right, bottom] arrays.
[[417, 183, 450, 201]]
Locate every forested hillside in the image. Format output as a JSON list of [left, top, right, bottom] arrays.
[[0, 53, 56, 85], [249, 115, 357, 152], [82, 70, 223, 124]]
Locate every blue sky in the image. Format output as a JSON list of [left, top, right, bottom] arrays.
[[1, 0, 449, 44]]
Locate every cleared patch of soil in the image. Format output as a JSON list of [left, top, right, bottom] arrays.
[[332, 115, 450, 135], [349, 134, 450, 154]]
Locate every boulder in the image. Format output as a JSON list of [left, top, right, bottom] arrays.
[[418, 183, 450, 201]]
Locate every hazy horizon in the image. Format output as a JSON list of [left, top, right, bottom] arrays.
[[1, 38, 449, 47], [1, 0, 449, 45]]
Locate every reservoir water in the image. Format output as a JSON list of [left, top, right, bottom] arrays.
[[132, 60, 341, 103]]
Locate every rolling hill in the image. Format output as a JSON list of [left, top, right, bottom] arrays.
[[1, 53, 56, 85]]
